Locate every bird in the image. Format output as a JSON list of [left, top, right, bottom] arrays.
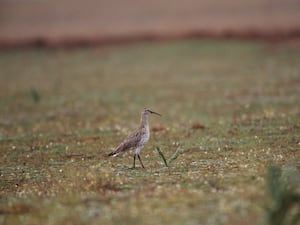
[[108, 108, 161, 169]]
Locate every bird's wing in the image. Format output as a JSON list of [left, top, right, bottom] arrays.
[[108, 128, 146, 157]]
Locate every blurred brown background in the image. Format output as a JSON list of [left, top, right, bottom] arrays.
[[1, 0, 300, 48]]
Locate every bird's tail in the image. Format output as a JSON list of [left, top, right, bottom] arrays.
[[108, 141, 129, 157], [108, 151, 120, 157], [108, 146, 123, 157]]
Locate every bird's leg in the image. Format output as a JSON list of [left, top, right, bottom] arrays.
[[131, 154, 136, 169], [137, 154, 145, 169]]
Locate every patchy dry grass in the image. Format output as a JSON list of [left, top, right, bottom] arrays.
[[0, 40, 299, 225]]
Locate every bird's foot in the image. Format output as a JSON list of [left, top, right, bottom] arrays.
[[128, 166, 136, 170], [128, 166, 145, 170]]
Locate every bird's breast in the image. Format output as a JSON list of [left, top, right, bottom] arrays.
[[140, 127, 150, 145]]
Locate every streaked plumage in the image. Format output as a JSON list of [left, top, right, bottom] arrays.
[[108, 108, 161, 168]]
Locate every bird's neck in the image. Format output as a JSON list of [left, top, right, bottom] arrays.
[[140, 113, 149, 129]]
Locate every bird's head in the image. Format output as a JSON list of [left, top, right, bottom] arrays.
[[143, 108, 162, 116]]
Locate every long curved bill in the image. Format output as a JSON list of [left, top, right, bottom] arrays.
[[149, 110, 162, 116]]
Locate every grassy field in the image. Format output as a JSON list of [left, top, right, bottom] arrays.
[[0, 40, 299, 225]]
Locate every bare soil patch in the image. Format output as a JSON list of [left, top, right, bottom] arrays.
[[1, 0, 300, 48]]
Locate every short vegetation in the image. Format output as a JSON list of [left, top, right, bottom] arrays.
[[0, 40, 299, 225]]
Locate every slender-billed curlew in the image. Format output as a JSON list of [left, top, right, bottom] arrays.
[[108, 108, 161, 168]]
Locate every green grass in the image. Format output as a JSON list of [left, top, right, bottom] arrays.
[[0, 40, 299, 225]]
